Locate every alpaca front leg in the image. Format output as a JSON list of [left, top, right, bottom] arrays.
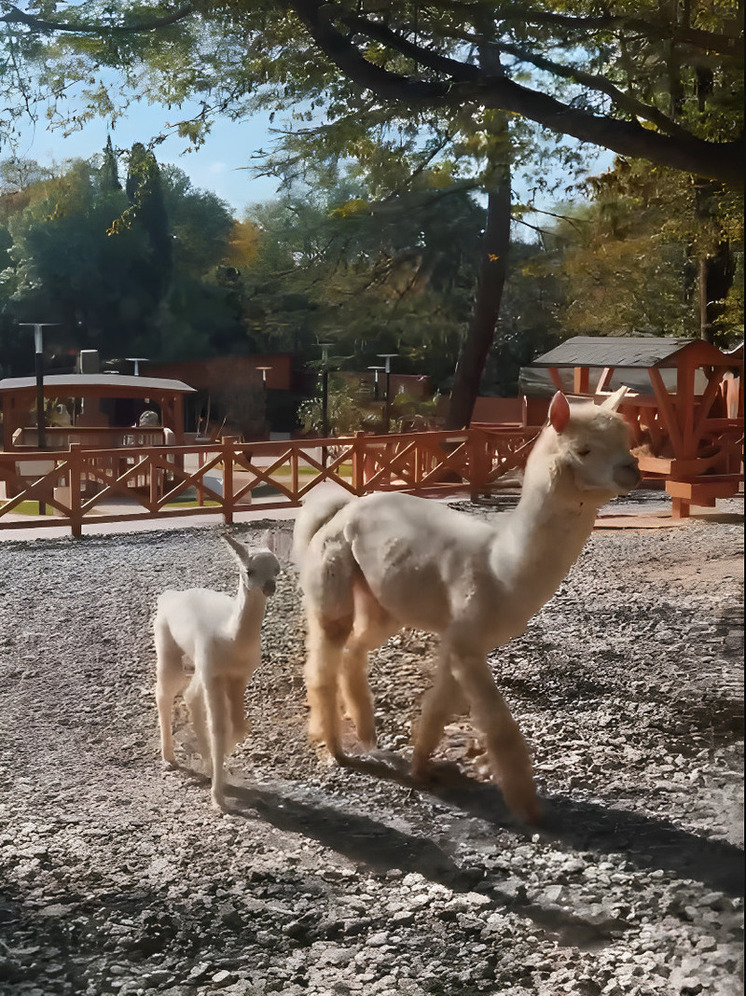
[[411, 650, 467, 778], [449, 650, 540, 824], [203, 676, 229, 811]]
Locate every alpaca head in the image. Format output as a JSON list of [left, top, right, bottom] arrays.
[[222, 533, 281, 596], [530, 389, 641, 506]]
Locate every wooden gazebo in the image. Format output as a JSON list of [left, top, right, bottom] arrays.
[[525, 336, 744, 516], [0, 373, 195, 452]]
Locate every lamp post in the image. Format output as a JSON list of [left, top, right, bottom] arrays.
[[19, 322, 60, 517], [256, 367, 272, 438], [318, 343, 333, 467], [377, 353, 397, 433], [125, 357, 149, 376], [367, 365, 385, 401], [19, 323, 60, 451], [318, 343, 332, 439]]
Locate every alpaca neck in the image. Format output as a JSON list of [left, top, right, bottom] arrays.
[[229, 580, 266, 641], [495, 475, 598, 610]]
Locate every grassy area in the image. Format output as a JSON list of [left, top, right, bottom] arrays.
[[1, 497, 221, 517]]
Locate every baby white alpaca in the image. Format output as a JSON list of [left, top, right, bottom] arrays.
[[293, 389, 640, 824], [154, 533, 281, 810]]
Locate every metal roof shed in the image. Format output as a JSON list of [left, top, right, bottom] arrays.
[[524, 336, 744, 517], [0, 373, 196, 451]]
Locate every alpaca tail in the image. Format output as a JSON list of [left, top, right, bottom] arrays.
[[292, 489, 354, 567]]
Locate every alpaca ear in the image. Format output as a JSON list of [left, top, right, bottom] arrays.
[[548, 391, 571, 433], [600, 385, 628, 412]]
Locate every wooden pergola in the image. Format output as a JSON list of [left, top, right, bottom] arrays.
[[526, 336, 744, 516], [0, 373, 195, 452]]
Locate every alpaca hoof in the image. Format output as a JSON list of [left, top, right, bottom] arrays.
[[502, 785, 542, 825], [210, 792, 227, 813], [161, 753, 176, 768]]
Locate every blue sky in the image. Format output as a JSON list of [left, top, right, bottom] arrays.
[[12, 95, 612, 227], [12, 102, 284, 215]]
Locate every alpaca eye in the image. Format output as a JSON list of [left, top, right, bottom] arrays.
[[576, 446, 591, 458]]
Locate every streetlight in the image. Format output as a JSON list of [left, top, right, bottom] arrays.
[[377, 353, 397, 433], [318, 343, 333, 467], [256, 367, 272, 439], [318, 343, 333, 440], [125, 357, 149, 376], [367, 365, 385, 401], [19, 323, 60, 451]]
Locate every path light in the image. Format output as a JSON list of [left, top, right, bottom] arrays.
[[318, 343, 333, 440], [19, 322, 60, 451], [377, 353, 397, 433], [367, 365, 385, 402], [19, 322, 60, 515], [318, 343, 334, 467], [126, 357, 149, 376]]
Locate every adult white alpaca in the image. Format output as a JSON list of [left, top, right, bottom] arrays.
[[154, 533, 281, 811], [293, 389, 640, 823]]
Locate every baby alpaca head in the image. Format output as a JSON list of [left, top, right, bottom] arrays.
[[222, 533, 281, 596], [536, 389, 641, 505]]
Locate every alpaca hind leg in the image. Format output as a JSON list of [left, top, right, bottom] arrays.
[[184, 677, 211, 766], [411, 649, 467, 778], [305, 612, 352, 761], [154, 624, 187, 765], [449, 650, 540, 824], [339, 641, 376, 749]]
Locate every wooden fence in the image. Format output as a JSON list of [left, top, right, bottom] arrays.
[[0, 427, 539, 537]]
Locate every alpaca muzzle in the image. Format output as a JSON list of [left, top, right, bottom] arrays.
[[613, 459, 641, 493]]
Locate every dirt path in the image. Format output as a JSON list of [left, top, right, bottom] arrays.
[[0, 501, 743, 996]]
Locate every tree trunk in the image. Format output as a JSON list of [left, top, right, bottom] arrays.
[[445, 176, 511, 430]]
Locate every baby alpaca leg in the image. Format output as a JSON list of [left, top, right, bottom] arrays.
[[226, 676, 250, 752], [203, 675, 230, 811], [449, 650, 540, 824], [154, 622, 187, 765], [304, 611, 352, 761], [184, 676, 211, 765]]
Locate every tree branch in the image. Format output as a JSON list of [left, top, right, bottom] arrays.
[[0, 3, 195, 35], [290, 0, 744, 189]]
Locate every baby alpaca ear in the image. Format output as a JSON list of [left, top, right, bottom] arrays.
[[222, 532, 250, 566], [260, 528, 294, 565], [548, 392, 571, 433]]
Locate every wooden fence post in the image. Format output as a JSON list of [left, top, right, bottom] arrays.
[[352, 431, 366, 495], [69, 443, 83, 538], [468, 428, 491, 501], [222, 436, 235, 525]]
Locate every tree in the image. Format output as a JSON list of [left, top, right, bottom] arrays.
[[1, 2, 742, 186], [0, 151, 244, 370], [541, 158, 743, 346], [2, 1, 740, 421]]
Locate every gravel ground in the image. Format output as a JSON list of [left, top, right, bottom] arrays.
[[0, 495, 743, 996]]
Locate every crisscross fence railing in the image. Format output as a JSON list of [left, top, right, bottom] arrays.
[[0, 426, 539, 537]]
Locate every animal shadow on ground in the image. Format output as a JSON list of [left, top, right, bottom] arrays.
[[172, 750, 742, 907], [323, 751, 743, 899]]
